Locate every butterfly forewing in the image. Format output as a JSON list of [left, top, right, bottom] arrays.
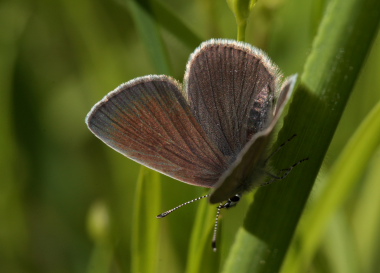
[[86, 75, 228, 187], [184, 40, 280, 158]]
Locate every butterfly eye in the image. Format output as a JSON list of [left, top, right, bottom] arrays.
[[229, 194, 241, 203], [221, 194, 241, 209]]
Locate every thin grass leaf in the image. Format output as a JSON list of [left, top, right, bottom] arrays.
[[120, 0, 202, 50], [0, 2, 29, 269], [151, 0, 203, 48], [125, 0, 171, 74], [222, 0, 380, 272], [186, 195, 220, 273], [283, 100, 380, 272], [322, 213, 359, 273], [352, 148, 380, 273], [131, 167, 161, 273]]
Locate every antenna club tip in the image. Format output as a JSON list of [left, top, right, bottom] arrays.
[[212, 241, 217, 252], [157, 213, 166, 218]]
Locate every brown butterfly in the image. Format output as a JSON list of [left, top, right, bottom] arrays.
[[86, 39, 303, 249]]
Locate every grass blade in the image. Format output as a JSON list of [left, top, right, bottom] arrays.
[[283, 100, 380, 272], [0, 3, 29, 270], [131, 167, 161, 273], [185, 194, 220, 273], [125, 0, 171, 74], [151, 0, 203, 48], [352, 146, 380, 272], [222, 0, 380, 272]]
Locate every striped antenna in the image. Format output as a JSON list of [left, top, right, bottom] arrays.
[[157, 194, 210, 218]]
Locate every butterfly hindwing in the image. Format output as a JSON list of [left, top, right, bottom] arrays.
[[210, 75, 298, 203]]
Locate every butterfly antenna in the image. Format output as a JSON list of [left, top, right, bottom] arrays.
[[212, 203, 223, 252], [261, 157, 309, 187], [157, 194, 210, 218], [264, 134, 297, 165]]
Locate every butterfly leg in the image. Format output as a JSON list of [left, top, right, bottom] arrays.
[[264, 134, 297, 165], [260, 157, 309, 187]]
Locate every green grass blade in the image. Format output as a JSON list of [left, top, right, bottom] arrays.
[[222, 0, 380, 272], [352, 146, 380, 272], [125, 0, 171, 74], [131, 167, 161, 273], [283, 100, 380, 272], [185, 194, 220, 273], [322, 213, 359, 273], [0, 3, 29, 270], [151, 0, 203, 48]]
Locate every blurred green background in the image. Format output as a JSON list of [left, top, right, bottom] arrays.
[[1, 0, 379, 272]]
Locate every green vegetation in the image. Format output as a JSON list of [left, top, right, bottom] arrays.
[[0, 0, 379, 272]]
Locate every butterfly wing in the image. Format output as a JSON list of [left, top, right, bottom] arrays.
[[86, 75, 228, 187], [209, 75, 298, 203], [184, 39, 281, 158]]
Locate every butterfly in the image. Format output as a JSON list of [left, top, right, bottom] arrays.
[[86, 39, 302, 249]]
